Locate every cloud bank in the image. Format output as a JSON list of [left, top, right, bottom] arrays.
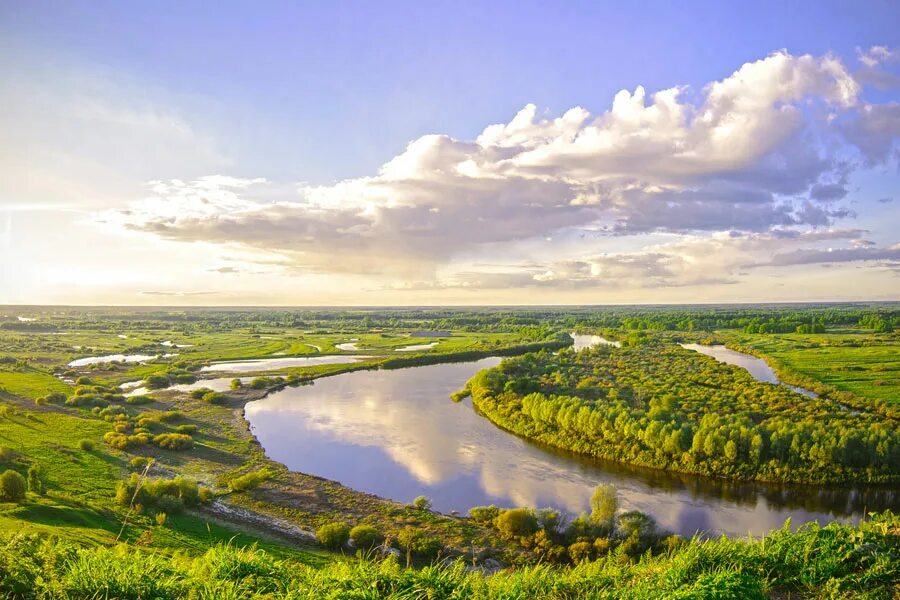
[[109, 50, 899, 293]]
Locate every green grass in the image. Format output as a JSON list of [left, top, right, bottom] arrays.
[[0, 368, 71, 400], [0, 512, 896, 599]]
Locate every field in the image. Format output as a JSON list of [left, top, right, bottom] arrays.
[[0, 305, 896, 598], [727, 330, 899, 404]]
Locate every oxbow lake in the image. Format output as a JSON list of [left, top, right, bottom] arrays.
[[243, 335, 895, 538]]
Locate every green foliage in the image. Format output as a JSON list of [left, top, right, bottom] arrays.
[[413, 495, 432, 510], [349, 524, 382, 549], [115, 474, 207, 513], [202, 391, 227, 405], [590, 484, 617, 525], [228, 468, 271, 492], [468, 505, 501, 524], [396, 526, 442, 563], [143, 374, 171, 390], [316, 521, 349, 550], [467, 343, 899, 483], [78, 439, 95, 451], [0, 470, 27, 502], [152, 433, 193, 451], [494, 508, 538, 539]]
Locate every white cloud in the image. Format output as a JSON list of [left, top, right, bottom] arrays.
[[99, 50, 898, 294]]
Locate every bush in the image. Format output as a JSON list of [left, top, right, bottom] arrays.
[[143, 374, 171, 390], [495, 508, 538, 539], [125, 395, 153, 405], [230, 379, 242, 390], [43, 392, 67, 405], [412, 495, 432, 510], [469, 505, 501, 524], [0, 470, 27, 502], [349, 524, 382, 550], [591, 484, 618, 525], [116, 474, 206, 512], [155, 512, 167, 527], [130, 456, 150, 470], [228, 468, 271, 492], [152, 433, 193, 451], [33, 396, 46, 406], [189, 388, 212, 400], [159, 411, 182, 422], [172, 373, 196, 384], [202, 392, 227, 405], [316, 522, 350, 550], [75, 377, 92, 385], [175, 424, 197, 435], [396, 527, 442, 564], [78, 439, 94, 451]]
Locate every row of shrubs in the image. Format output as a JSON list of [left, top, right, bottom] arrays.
[[115, 474, 213, 513], [315, 521, 442, 566], [467, 486, 676, 564]]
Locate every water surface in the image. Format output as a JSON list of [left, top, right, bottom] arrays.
[[68, 353, 177, 367], [201, 355, 367, 373], [244, 358, 892, 537], [571, 333, 621, 350], [395, 342, 439, 352]]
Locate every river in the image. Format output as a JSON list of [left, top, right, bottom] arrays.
[[243, 337, 894, 538]]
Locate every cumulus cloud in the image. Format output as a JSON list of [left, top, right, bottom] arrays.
[[107, 50, 898, 289]]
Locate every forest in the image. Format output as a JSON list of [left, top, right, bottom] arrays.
[[461, 341, 899, 483]]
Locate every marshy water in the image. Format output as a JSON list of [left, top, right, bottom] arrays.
[[200, 355, 367, 372], [243, 335, 894, 538]]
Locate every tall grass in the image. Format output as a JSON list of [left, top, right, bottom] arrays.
[[0, 512, 897, 599]]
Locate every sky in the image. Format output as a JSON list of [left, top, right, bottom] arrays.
[[1, 0, 898, 306]]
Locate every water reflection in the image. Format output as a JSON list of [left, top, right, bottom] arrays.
[[244, 358, 894, 538], [68, 353, 177, 367], [570, 333, 621, 350], [395, 342, 439, 352], [201, 355, 367, 372]]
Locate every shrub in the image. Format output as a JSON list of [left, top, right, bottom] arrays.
[[75, 377, 92, 385], [413, 495, 432, 511], [495, 508, 538, 539], [468, 505, 500, 524], [316, 522, 350, 550], [396, 527, 442, 564], [155, 512, 167, 527], [0, 470, 27, 502], [175, 424, 197, 435], [0, 447, 13, 461], [349, 524, 382, 549], [130, 456, 150, 470], [33, 397, 46, 406], [159, 411, 182, 422], [189, 388, 212, 400], [202, 392, 227, 405], [568, 541, 593, 563], [228, 468, 271, 492], [125, 395, 153, 405], [172, 373, 196, 384], [43, 392, 67, 404], [230, 379, 242, 390], [143, 374, 171, 390], [152, 433, 193, 451], [78, 439, 95, 451], [116, 474, 206, 512]]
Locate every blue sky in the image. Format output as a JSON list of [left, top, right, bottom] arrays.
[[0, 1, 898, 304]]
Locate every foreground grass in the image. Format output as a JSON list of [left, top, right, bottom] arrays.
[[0, 512, 897, 599]]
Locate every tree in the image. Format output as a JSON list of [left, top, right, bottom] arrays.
[[495, 508, 538, 539], [349, 524, 382, 549], [590, 484, 617, 525], [0, 470, 27, 502], [316, 521, 350, 551], [412, 495, 432, 510]]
